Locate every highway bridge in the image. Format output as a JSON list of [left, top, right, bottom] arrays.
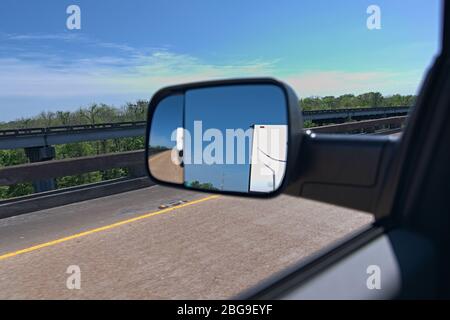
[[0, 112, 405, 299]]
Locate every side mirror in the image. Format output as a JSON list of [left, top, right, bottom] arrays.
[[145, 78, 303, 197]]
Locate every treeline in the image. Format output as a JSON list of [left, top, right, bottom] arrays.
[[301, 92, 416, 111], [0, 93, 415, 200], [0, 100, 148, 130]]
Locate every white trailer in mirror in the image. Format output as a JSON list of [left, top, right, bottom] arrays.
[[249, 125, 288, 193]]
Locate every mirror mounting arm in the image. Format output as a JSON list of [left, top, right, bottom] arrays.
[[284, 132, 400, 216]]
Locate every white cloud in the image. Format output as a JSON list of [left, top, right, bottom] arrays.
[[0, 50, 279, 98], [0, 33, 424, 103]]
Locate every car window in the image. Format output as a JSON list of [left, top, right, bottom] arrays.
[[0, 0, 441, 299]]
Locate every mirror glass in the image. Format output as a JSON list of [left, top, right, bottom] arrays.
[[148, 95, 184, 184], [148, 84, 288, 194]]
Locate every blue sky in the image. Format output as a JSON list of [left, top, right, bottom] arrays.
[[184, 85, 287, 192], [0, 0, 442, 121]]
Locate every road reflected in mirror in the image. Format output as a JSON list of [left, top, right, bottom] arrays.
[[148, 95, 184, 184]]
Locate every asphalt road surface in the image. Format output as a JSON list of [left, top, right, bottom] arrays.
[[0, 185, 372, 299]]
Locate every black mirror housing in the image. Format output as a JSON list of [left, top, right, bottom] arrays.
[[145, 78, 303, 198]]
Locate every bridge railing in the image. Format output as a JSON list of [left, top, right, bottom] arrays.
[[0, 150, 145, 186], [309, 116, 406, 134], [0, 121, 147, 137]]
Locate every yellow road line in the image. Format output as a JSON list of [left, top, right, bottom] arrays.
[[0, 195, 220, 262]]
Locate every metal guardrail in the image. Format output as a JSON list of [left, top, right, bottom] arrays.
[[0, 121, 147, 137], [0, 124, 146, 150], [0, 177, 153, 219], [303, 106, 409, 123], [303, 106, 409, 117], [0, 150, 145, 186], [309, 116, 407, 134]]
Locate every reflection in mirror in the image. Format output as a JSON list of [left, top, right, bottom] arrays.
[[148, 84, 288, 194], [148, 95, 184, 184]]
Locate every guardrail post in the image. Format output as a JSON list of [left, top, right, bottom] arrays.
[[24, 146, 57, 193], [128, 164, 146, 178]]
